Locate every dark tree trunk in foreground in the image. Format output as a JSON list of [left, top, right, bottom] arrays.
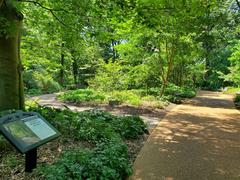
[[0, 1, 24, 111]]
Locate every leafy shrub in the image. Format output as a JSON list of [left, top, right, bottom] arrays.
[[141, 95, 156, 101], [126, 64, 161, 89], [235, 95, 240, 103], [112, 116, 148, 139], [79, 109, 116, 122], [27, 106, 147, 141], [109, 90, 142, 106], [136, 85, 196, 104], [223, 87, 240, 94], [77, 120, 121, 143], [38, 141, 132, 180], [37, 75, 62, 93], [25, 88, 42, 96], [162, 95, 183, 104], [144, 85, 196, 99], [58, 88, 166, 108], [58, 89, 105, 103], [89, 61, 129, 92], [159, 84, 196, 103], [24, 71, 62, 95], [143, 88, 160, 96], [235, 94, 240, 109], [80, 110, 147, 139], [25, 106, 147, 179], [164, 84, 196, 98]]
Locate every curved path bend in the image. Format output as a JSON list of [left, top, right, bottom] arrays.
[[30, 93, 174, 130], [130, 91, 240, 180]]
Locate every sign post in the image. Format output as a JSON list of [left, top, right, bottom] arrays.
[[25, 148, 37, 172], [0, 111, 60, 172]]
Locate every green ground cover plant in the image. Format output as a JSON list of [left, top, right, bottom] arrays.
[[235, 95, 240, 103], [58, 89, 105, 104], [222, 87, 240, 109], [24, 105, 147, 179], [58, 88, 167, 108], [58, 85, 196, 107], [234, 94, 240, 109], [223, 87, 240, 94], [38, 142, 132, 180]]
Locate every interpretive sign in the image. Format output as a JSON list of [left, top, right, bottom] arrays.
[[0, 111, 60, 172], [0, 111, 60, 154]]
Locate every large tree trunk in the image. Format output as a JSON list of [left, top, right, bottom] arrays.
[[0, 1, 24, 111]]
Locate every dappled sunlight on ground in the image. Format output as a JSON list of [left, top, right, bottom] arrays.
[[130, 91, 240, 180]]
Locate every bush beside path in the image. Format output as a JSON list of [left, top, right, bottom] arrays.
[[31, 93, 176, 131]]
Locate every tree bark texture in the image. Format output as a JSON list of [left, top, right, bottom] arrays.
[[0, 1, 24, 111]]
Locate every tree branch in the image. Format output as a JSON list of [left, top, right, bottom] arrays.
[[20, 0, 67, 12], [20, 0, 69, 27], [0, 0, 5, 8], [236, 0, 240, 10]]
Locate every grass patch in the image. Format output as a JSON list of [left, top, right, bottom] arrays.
[[222, 87, 240, 109], [223, 87, 240, 94]]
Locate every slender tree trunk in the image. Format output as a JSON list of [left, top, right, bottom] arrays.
[[60, 43, 65, 86], [72, 58, 78, 86], [0, 1, 24, 111], [111, 39, 117, 61], [159, 41, 175, 97], [236, 0, 240, 9], [180, 61, 184, 86], [160, 79, 167, 97]]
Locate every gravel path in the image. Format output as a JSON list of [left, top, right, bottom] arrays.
[[129, 91, 240, 180]]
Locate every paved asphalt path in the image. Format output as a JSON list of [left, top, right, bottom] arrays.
[[130, 91, 240, 180]]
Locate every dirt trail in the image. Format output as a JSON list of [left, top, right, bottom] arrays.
[[130, 91, 240, 180]]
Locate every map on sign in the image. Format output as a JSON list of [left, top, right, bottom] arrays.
[[0, 113, 60, 153], [3, 119, 41, 147]]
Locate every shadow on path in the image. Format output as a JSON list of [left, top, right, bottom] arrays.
[[130, 91, 240, 180]]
